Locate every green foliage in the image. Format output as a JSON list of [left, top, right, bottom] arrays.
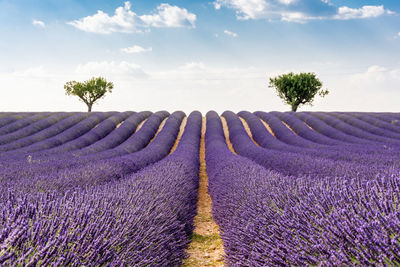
[[269, 72, 328, 112], [64, 77, 113, 112]]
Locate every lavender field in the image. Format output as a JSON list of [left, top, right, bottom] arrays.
[[1, 111, 400, 266]]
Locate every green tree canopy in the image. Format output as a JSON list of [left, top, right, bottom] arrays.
[[64, 77, 113, 112], [269, 72, 328, 112]]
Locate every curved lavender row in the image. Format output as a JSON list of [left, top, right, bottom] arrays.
[[238, 111, 302, 152], [331, 112, 400, 140], [77, 110, 169, 159], [46, 111, 185, 189], [271, 111, 345, 146], [254, 111, 324, 148], [0, 113, 35, 128], [0, 112, 13, 120], [0, 113, 71, 145], [0, 112, 167, 181], [241, 112, 400, 163], [294, 112, 373, 144], [223, 111, 391, 179], [28, 111, 164, 162], [374, 112, 400, 120], [71, 111, 151, 156], [207, 111, 400, 266], [1, 111, 185, 193], [0, 113, 90, 152], [0, 113, 52, 136], [29, 111, 133, 157], [44, 110, 168, 163], [0, 112, 201, 266], [0, 112, 114, 160], [311, 112, 400, 146], [370, 113, 400, 126], [240, 111, 384, 164], [346, 113, 400, 134], [355, 112, 399, 124]]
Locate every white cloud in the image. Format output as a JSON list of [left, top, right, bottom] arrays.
[[214, 0, 268, 20], [224, 29, 238, 37], [76, 61, 148, 78], [139, 4, 196, 28], [178, 62, 206, 71], [5, 66, 52, 78], [213, 0, 392, 22], [67, 2, 140, 34], [68, 1, 196, 34], [281, 12, 311, 22], [347, 65, 400, 91], [32, 19, 45, 28], [121, 45, 152, 54], [335, 5, 388, 20], [278, 0, 297, 5]]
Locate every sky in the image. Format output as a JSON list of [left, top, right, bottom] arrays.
[[0, 0, 399, 113]]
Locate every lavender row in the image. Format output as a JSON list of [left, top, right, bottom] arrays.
[[227, 111, 398, 176], [206, 111, 400, 266], [0, 113, 53, 136], [70, 111, 152, 156], [0, 113, 90, 153], [18, 111, 132, 158], [331, 112, 400, 140], [0, 112, 184, 194], [270, 111, 347, 146], [275, 111, 400, 154], [310, 112, 400, 146], [0, 112, 115, 161], [344, 112, 400, 135], [0, 113, 37, 129], [0, 113, 72, 145], [294, 112, 373, 145], [0, 112, 164, 181], [240, 112, 400, 166], [254, 111, 327, 148], [0, 111, 202, 266]]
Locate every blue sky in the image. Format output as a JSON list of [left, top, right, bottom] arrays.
[[0, 0, 399, 112]]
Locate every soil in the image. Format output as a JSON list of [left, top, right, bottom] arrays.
[[281, 121, 297, 135], [170, 117, 187, 154], [239, 117, 259, 145], [135, 118, 147, 132], [183, 117, 225, 267], [220, 117, 236, 154], [259, 118, 276, 137]]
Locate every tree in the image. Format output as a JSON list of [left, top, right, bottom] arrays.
[[269, 72, 328, 112], [64, 77, 114, 112]]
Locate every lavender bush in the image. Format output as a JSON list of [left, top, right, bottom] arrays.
[[1, 110, 400, 266], [0, 111, 201, 265], [206, 111, 400, 266]]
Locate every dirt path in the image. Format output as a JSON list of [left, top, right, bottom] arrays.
[[281, 121, 298, 135], [134, 118, 147, 132], [146, 118, 167, 144], [239, 117, 260, 145], [170, 117, 187, 154], [183, 117, 225, 267], [257, 117, 276, 137], [220, 117, 236, 154]]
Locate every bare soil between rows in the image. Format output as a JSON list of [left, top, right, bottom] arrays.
[[183, 117, 225, 267]]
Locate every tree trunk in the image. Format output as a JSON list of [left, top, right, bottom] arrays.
[[87, 104, 92, 112], [291, 104, 298, 112]]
